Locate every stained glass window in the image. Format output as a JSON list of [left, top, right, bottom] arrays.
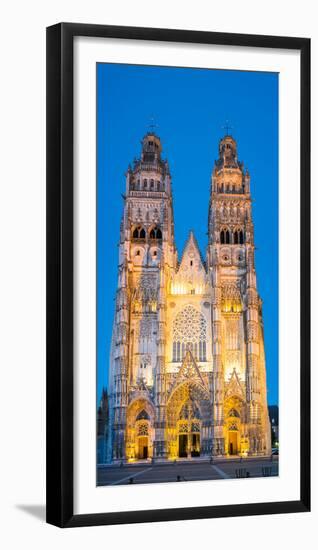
[[172, 305, 207, 362]]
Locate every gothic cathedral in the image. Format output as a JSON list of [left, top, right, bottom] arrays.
[[107, 132, 271, 462]]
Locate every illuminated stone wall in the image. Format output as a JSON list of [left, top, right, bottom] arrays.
[[107, 132, 271, 462]]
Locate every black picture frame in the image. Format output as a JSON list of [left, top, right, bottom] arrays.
[[46, 22, 311, 528]]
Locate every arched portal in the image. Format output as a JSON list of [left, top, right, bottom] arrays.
[[177, 400, 201, 457], [224, 396, 247, 456], [126, 399, 154, 461], [166, 381, 212, 459], [136, 415, 150, 459]]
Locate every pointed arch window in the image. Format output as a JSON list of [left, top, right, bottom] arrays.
[[220, 228, 231, 244], [149, 226, 162, 240], [132, 226, 146, 240], [227, 408, 240, 418], [136, 409, 150, 421], [233, 229, 244, 244]]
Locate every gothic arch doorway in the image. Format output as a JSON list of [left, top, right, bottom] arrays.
[[224, 397, 244, 456], [136, 419, 150, 459], [228, 428, 238, 455], [167, 380, 211, 460], [126, 399, 154, 461], [177, 400, 201, 458]]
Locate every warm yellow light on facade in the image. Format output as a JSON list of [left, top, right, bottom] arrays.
[[109, 132, 272, 464], [222, 300, 242, 313], [170, 283, 204, 295], [170, 283, 187, 295]]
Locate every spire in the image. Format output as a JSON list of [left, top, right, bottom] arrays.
[[141, 132, 162, 163], [211, 134, 248, 195], [126, 131, 171, 195], [217, 134, 239, 169]]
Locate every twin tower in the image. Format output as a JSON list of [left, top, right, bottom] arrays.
[[107, 132, 271, 462]]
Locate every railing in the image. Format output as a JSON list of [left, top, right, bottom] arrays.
[[133, 162, 165, 172], [129, 191, 166, 198], [131, 238, 146, 244]]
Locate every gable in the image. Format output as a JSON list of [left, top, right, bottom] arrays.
[[178, 231, 206, 274], [170, 231, 209, 295], [173, 350, 207, 389], [224, 368, 244, 399]]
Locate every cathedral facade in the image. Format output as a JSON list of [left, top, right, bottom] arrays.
[[107, 132, 271, 462]]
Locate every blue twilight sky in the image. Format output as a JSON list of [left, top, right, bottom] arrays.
[[97, 63, 278, 406]]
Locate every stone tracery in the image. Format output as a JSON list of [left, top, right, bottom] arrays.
[[108, 131, 271, 463], [173, 305, 206, 344]]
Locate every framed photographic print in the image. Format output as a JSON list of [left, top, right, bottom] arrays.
[[46, 23, 310, 527]]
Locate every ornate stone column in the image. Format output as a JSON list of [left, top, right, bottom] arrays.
[[245, 256, 262, 455], [211, 270, 225, 456], [112, 263, 129, 461], [153, 263, 167, 459]]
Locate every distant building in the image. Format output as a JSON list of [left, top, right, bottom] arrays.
[[107, 132, 271, 462], [268, 404, 279, 446], [97, 388, 109, 464]]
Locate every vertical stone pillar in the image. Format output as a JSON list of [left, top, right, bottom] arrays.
[[112, 264, 129, 461], [153, 263, 167, 459], [205, 371, 214, 456], [211, 278, 225, 456], [245, 262, 262, 455]]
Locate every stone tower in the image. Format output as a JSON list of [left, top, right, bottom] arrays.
[[108, 132, 176, 460], [207, 134, 271, 456], [107, 132, 271, 463]]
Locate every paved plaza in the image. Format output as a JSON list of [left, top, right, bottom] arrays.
[[97, 456, 278, 486]]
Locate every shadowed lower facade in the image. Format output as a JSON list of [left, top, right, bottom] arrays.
[[106, 132, 271, 462]]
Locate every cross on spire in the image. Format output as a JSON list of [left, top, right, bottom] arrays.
[[148, 115, 159, 133], [222, 120, 233, 135]]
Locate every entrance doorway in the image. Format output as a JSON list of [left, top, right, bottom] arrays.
[[228, 431, 238, 455], [178, 434, 188, 457], [191, 433, 200, 457], [178, 433, 201, 457], [138, 436, 148, 459]]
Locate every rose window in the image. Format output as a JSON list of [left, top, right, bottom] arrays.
[[137, 422, 149, 436], [172, 305, 207, 362]]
